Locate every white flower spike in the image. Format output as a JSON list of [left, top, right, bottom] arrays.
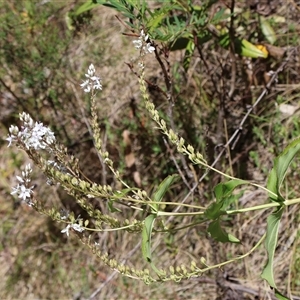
[[133, 30, 155, 55], [80, 64, 102, 93], [6, 113, 56, 151]]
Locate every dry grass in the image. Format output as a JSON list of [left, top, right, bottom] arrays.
[[1, 1, 300, 299]]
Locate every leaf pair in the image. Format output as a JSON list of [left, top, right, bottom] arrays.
[[262, 137, 300, 299], [205, 179, 246, 244]]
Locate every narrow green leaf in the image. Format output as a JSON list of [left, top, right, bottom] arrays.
[[260, 17, 277, 45], [95, 0, 135, 19], [219, 33, 230, 48], [261, 206, 284, 288], [211, 7, 230, 24], [267, 168, 279, 201], [133, 0, 147, 18], [152, 174, 179, 211], [141, 214, 156, 262], [141, 214, 164, 276], [146, 6, 173, 31], [208, 219, 240, 243], [75, 1, 99, 16], [183, 40, 195, 72], [275, 137, 300, 189], [267, 137, 300, 202], [274, 290, 290, 300]]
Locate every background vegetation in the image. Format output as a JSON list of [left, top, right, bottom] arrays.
[[1, 0, 300, 299]]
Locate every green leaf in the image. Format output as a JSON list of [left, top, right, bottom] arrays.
[[274, 290, 290, 300], [75, 1, 99, 16], [214, 179, 247, 201], [205, 201, 224, 219], [152, 174, 179, 211], [146, 5, 174, 32], [219, 33, 230, 48], [205, 179, 246, 219], [267, 168, 280, 201], [183, 39, 195, 72], [141, 214, 156, 263], [94, 0, 135, 19], [211, 7, 230, 24], [235, 38, 268, 58], [219, 34, 268, 58], [208, 219, 240, 243], [260, 17, 277, 45], [267, 137, 300, 202], [141, 214, 164, 276], [261, 206, 284, 288]]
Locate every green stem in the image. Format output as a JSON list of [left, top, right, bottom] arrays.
[[157, 211, 203, 217], [82, 224, 136, 232], [200, 233, 266, 272], [285, 197, 300, 206], [228, 197, 300, 214]]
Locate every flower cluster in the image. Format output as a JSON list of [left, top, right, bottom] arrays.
[[11, 164, 34, 205], [61, 222, 85, 237], [6, 112, 56, 150], [133, 30, 155, 55], [80, 64, 102, 93]]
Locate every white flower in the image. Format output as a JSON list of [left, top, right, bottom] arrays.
[[11, 164, 34, 205], [133, 39, 143, 50], [6, 135, 15, 147], [61, 222, 85, 237], [61, 224, 71, 237], [145, 43, 155, 54], [87, 63, 96, 76], [11, 184, 33, 201], [80, 64, 102, 93], [7, 113, 56, 150], [71, 223, 85, 232], [132, 30, 155, 56]]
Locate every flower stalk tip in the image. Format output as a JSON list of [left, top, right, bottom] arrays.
[[133, 30, 155, 55], [80, 64, 102, 93]]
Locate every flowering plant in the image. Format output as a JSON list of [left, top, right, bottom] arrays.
[[5, 2, 300, 299]]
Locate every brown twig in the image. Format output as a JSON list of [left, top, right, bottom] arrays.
[[163, 137, 191, 190]]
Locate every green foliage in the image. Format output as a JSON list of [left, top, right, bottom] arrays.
[[260, 16, 277, 45], [142, 214, 156, 263], [261, 207, 284, 288], [141, 214, 164, 276], [152, 174, 179, 211], [93, 0, 133, 14], [207, 219, 240, 244], [267, 137, 300, 202], [75, 0, 99, 15], [205, 179, 246, 220]]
